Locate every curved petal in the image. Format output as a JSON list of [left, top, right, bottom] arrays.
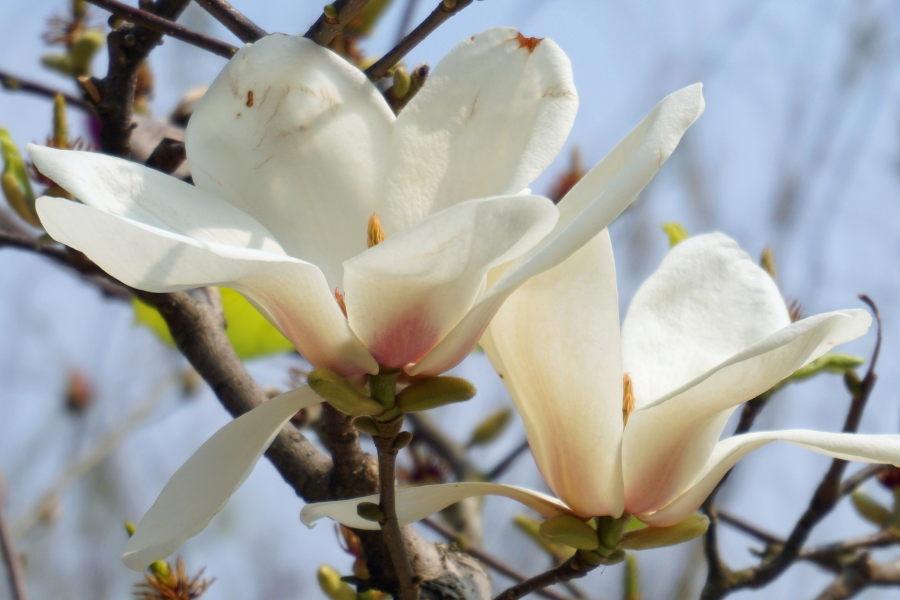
[[36, 197, 376, 375], [381, 27, 577, 232], [623, 309, 872, 515], [185, 34, 394, 288], [123, 386, 322, 571], [344, 195, 558, 369], [410, 84, 704, 376], [300, 482, 576, 530], [622, 233, 791, 408], [482, 231, 624, 517], [28, 145, 283, 253], [639, 430, 900, 527]]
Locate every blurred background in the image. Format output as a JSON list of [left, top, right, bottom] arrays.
[[1, 0, 899, 598]]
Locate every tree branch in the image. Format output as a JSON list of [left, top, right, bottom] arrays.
[[486, 439, 531, 482], [304, 0, 373, 46], [0, 69, 92, 112], [492, 555, 595, 600], [85, 0, 237, 58], [365, 0, 476, 81], [0, 476, 27, 600], [193, 0, 266, 43]]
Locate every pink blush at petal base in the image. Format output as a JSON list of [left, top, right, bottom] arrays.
[[367, 306, 442, 369]]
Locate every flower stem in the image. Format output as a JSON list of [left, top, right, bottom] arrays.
[[374, 430, 419, 600]]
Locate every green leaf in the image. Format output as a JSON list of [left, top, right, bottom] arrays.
[[789, 353, 865, 381], [346, 0, 395, 36], [133, 288, 295, 359]]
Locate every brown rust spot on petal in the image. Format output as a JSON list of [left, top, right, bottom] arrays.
[[516, 32, 543, 53], [246, 90, 254, 107]]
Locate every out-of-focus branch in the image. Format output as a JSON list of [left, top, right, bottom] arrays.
[[304, 0, 372, 46], [0, 476, 28, 600], [366, 0, 475, 81], [421, 518, 571, 600], [486, 439, 530, 481], [407, 413, 477, 479], [813, 555, 900, 600], [701, 297, 883, 599], [492, 555, 595, 600], [85, 0, 237, 58], [193, 0, 266, 42], [0, 70, 93, 112]]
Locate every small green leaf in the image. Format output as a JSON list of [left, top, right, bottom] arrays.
[[308, 369, 385, 417], [539, 514, 599, 550], [617, 513, 709, 551], [133, 288, 295, 359], [790, 353, 865, 381]]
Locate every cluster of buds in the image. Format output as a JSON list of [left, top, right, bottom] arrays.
[[41, 0, 104, 79]]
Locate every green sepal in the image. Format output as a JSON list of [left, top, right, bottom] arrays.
[[790, 353, 865, 381], [616, 513, 709, 551], [538, 514, 599, 551], [395, 376, 476, 413], [308, 369, 385, 417], [512, 514, 576, 562]]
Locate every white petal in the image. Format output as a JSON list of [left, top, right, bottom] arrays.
[[639, 430, 900, 527], [410, 84, 704, 376], [300, 482, 576, 530], [185, 34, 394, 288], [28, 145, 283, 253], [123, 386, 322, 571], [623, 309, 872, 515], [622, 233, 791, 408], [482, 231, 624, 517], [344, 195, 558, 369], [381, 27, 577, 232], [36, 196, 376, 375]]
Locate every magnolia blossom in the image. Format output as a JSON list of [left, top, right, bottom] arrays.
[[27, 28, 704, 570], [31, 29, 702, 380], [301, 232, 900, 531]]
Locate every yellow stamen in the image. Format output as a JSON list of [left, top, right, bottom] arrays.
[[622, 373, 635, 427], [335, 288, 347, 318], [367, 213, 385, 248]]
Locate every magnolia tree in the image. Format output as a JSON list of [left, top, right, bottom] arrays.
[[1, 2, 899, 600]]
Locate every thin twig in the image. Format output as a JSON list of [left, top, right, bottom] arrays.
[[407, 413, 478, 479], [0, 70, 92, 112], [486, 439, 530, 481], [374, 431, 419, 600], [85, 0, 237, 58], [714, 509, 783, 546], [366, 0, 476, 81], [304, 0, 372, 47], [839, 464, 890, 497], [421, 518, 571, 600], [192, 0, 266, 42], [0, 476, 28, 600], [492, 556, 594, 600]]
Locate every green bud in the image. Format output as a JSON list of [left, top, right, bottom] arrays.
[[624, 554, 641, 600], [308, 369, 385, 417], [1, 128, 34, 201], [318, 565, 358, 600], [539, 514, 599, 551], [513, 514, 575, 561], [790, 354, 865, 381], [604, 549, 626, 565], [661, 222, 689, 248], [617, 513, 709, 551], [442, 0, 458, 9], [844, 369, 864, 397], [2, 172, 41, 227], [53, 94, 67, 149], [577, 548, 625, 566], [323, 4, 338, 21], [41, 53, 75, 77], [69, 29, 105, 77], [392, 67, 411, 99], [149, 560, 170, 578], [595, 514, 631, 555], [468, 408, 513, 447], [850, 488, 891, 527], [396, 376, 476, 413], [124, 520, 137, 537], [352, 416, 380, 436], [393, 430, 413, 449], [357, 502, 384, 522]]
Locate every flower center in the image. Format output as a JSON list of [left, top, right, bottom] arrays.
[[622, 373, 635, 427]]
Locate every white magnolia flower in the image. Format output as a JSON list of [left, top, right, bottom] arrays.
[[31, 29, 703, 379], [30, 28, 704, 570], [301, 233, 900, 531]]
